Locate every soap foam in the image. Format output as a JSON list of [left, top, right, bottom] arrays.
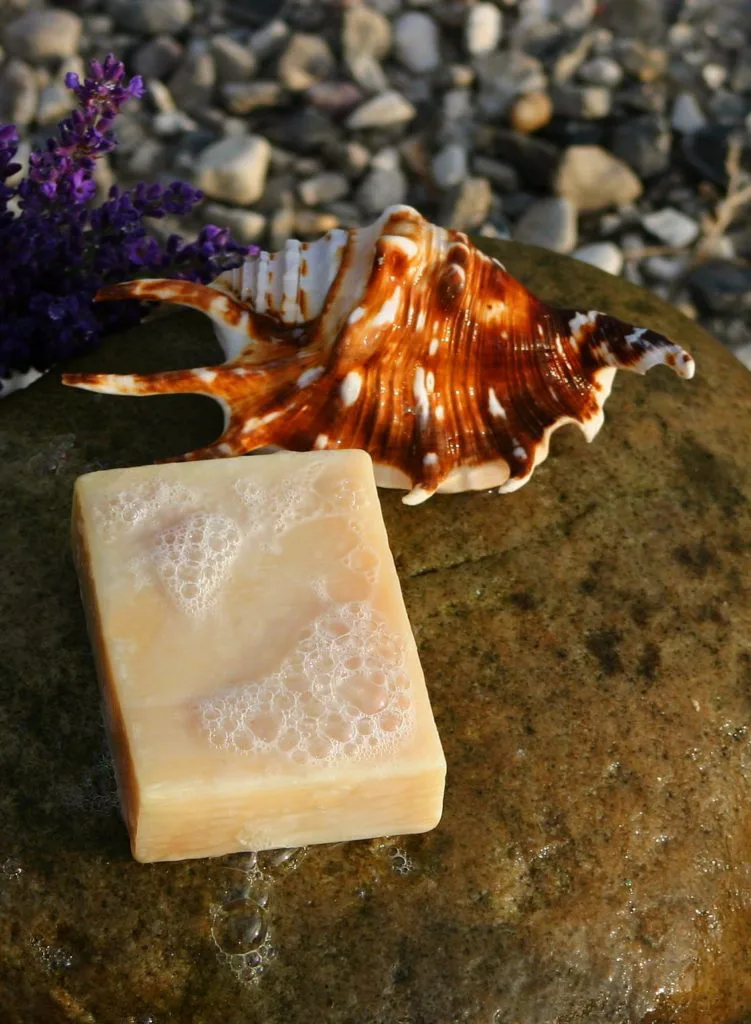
[[152, 511, 242, 616], [199, 601, 414, 764], [95, 480, 199, 540], [234, 463, 370, 552], [234, 461, 327, 547]]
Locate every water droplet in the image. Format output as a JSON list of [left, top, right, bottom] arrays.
[[212, 899, 267, 956], [261, 847, 305, 873]]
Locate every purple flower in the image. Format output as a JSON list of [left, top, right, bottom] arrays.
[[0, 54, 251, 391]]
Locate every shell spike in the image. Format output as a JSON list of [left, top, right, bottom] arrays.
[[62, 367, 220, 397], [96, 279, 247, 332], [402, 485, 436, 506], [570, 311, 696, 380]]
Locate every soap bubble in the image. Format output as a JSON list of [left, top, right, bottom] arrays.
[[211, 898, 268, 956]]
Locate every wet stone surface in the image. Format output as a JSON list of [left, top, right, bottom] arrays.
[[0, 243, 750, 1023]]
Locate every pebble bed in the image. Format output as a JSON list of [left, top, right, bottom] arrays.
[[1, 0, 750, 368]]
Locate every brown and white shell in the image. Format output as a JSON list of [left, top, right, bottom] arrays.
[[63, 205, 695, 504]]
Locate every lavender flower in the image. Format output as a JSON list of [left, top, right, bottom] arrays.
[[0, 54, 252, 393]]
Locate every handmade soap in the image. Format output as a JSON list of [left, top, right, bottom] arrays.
[[71, 450, 446, 862]]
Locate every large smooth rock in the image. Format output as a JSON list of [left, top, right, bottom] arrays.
[[1, 242, 750, 1024]]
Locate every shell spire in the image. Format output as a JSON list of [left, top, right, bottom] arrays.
[[63, 206, 695, 504]]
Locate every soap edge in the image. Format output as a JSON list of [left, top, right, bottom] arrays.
[[360, 463, 448, 778], [71, 478, 143, 858]]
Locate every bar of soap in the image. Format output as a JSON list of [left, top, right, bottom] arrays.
[[71, 450, 446, 862]]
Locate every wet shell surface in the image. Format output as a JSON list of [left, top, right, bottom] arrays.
[[63, 205, 695, 505]]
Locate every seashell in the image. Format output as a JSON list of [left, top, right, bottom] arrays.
[[63, 205, 695, 505]]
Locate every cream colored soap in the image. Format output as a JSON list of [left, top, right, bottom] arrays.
[[71, 450, 446, 862]]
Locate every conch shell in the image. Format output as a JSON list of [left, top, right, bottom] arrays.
[[63, 205, 695, 505]]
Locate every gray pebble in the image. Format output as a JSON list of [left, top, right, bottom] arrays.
[[293, 156, 321, 177], [671, 92, 706, 134], [346, 53, 390, 94], [687, 260, 751, 314], [306, 81, 363, 116], [572, 241, 623, 275], [554, 145, 642, 212], [548, 0, 596, 30], [667, 22, 694, 50], [472, 156, 519, 192], [708, 89, 746, 125], [440, 177, 492, 231], [169, 43, 216, 114], [371, 147, 400, 172], [553, 32, 595, 84], [702, 63, 727, 90], [577, 56, 622, 87], [483, 128, 560, 191], [342, 6, 392, 64], [195, 134, 272, 206], [109, 110, 149, 156], [338, 141, 371, 177], [82, 14, 114, 38], [388, 67, 433, 106], [475, 50, 546, 118], [442, 88, 472, 122], [147, 79, 176, 114], [269, 203, 296, 252], [0, 59, 37, 126], [211, 35, 258, 85], [220, 116, 249, 138], [35, 82, 72, 125], [126, 138, 168, 177], [464, 3, 503, 57], [278, 33, 335, 92], [514, 196, 577, 253], [432, 143, 468, 189], [552, 84, 611, 119], [366, 0, 401, 14], [105, 0, 193, 36], [731, 61, 751, 93], [611, 114, 671, 179], [732, 343, 751, 372], [152, 109, 197, 136], [295, 211, 341, 237], [298, 172, 350, 206], [355, 166, 408, 216], [202, 202, 267, 244], [642, 207, 699, 248], [4, 9, 82, 62], [221, 81, 284, 115], [4, 140, 29, 187], [346, 90, 416, 129], [642, 254, 688, 283], [617, 40, 667, 82], [394, 11, 440, 74], [249, 19, 290, 61], [133, 35, 183, 81], [447, 64, 475, 89], [318, 201, 361, 227]]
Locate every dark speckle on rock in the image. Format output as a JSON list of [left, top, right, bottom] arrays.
[[586, 628, 624, 677], [638, 642, 661, 683], [673, 540, 720, 577], [678, 435, 747, 515]]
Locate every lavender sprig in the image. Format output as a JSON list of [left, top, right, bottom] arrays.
[[0, 54, 252, 393]]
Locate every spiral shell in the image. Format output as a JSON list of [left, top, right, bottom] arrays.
[[63, 205, 695, 505]]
